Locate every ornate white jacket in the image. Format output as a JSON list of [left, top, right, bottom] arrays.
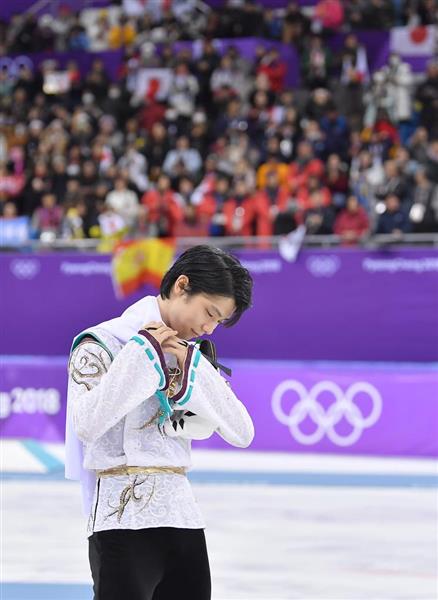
[[67, 325, 254, 535]]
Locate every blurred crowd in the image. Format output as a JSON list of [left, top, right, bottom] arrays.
[[1, 0, 436, 54], [0, 0, 437, 245]]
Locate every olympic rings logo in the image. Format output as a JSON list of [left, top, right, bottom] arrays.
[[271, 380, 382, 446], [10, 259, 40, 280], [306, 255, 341, 277]]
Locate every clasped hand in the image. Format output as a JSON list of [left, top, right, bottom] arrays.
[[142, 321, 187, 368]]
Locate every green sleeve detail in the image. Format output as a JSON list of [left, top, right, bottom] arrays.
[[70, 331, 114, 360]]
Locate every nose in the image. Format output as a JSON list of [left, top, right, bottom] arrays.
[[202, 322, 217, 336]]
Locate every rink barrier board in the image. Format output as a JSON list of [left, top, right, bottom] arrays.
[[1, 356, 437, 457], [1, 248, 438, 362]]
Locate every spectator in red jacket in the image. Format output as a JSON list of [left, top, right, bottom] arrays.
[[297, 175, 332, 211], [257, 48, 287, 94], [334, 194, 370, 245], [197, 174, 231, 235], [223, 180, 269, 237], [141, 174, 182, 237], [287, 140, 325, 194], [253, 171, 298, 234]]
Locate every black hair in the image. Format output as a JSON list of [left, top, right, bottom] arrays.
[[160, 245, 253, 327]]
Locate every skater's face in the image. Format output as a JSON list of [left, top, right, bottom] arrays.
[[165, 276, 236, 340]]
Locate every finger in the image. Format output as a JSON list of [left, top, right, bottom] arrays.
[[159, 330, 179, 343], [162, 339, 180, 350]]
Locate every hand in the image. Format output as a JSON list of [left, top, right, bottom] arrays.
[[141, 321, 178, 347], [161, 335, 188, 369]]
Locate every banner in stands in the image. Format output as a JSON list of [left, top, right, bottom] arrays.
[[1, 356, 437, 457], [1, 248, 437, 362], [0, 0, 109, 21]]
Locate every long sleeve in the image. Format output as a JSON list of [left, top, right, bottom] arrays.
[[171, 348, 254, 448], [68, 335, 167, 444]]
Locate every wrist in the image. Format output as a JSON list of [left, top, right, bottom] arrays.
[[136, 329, 169, 390]]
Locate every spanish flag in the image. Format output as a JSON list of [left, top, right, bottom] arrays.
[[112, 238, 176, 298]]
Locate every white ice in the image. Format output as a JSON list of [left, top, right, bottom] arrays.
[[2, 447, 437, 600]]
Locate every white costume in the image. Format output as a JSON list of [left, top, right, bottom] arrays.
[[65, 295, 254, 536]]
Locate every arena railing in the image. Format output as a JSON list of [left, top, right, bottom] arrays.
[[1, 233, 437, 252]]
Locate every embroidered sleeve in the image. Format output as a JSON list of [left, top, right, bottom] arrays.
[[68, 338, 167, 444], [172, 348, 254, 448]]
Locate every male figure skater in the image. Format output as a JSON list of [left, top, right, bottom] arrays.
[[65, 245, 254, 599]]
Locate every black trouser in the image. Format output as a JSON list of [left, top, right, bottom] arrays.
[[89, 527, 211, 600]]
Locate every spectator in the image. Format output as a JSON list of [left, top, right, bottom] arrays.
[[263, 9, 283, 40], [105, 177, 140, 230], [320, 105, 350, 161], [334, 194, 370, 244], [108, 15, 136, 49], [83, 58, 110, 102], [61, 200, 87, 239], [297, 175, 332, 212], [223, 180, 267, 237], [253, 170, 297, 235], [144, 122, 171, 180], [256, 48, 287, 94], [287, 140, 325, 195], [424, 140, 438, 185], [141, 174, 182, 237], [256, 144, 289, 189], [312, 0, 344, 34], [118, 143, 149, 192], [198, 174, 231, 235], [32, 192, 63, 238], [375, 193, 411, 234], [303, 190, 335, 234], [323, 154, 350, 209], [1, 201, 18, 219], [163, 135, 202, 179], [374, 160, 410, 208], [211, 55, 246, 101], [409, 168, 438, 233], [282, 2, 310, 45], [338, 34, 370, 126], [416, 60, 438, 138], [22, 161, 51, 216], [408, 127, 429, 164], [301, 36, 332, 90], [168, 62, 200, 129]]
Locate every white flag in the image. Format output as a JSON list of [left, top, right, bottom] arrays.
[[279, 225, 307, 263], [390, 25, 436, 57]]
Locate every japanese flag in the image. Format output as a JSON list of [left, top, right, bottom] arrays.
[[390, 25, 436, 57]]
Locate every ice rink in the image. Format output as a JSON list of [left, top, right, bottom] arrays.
[[2, 441, 437, 600]]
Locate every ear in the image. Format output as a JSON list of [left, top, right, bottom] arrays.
[[174, 275, 189, 296]]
